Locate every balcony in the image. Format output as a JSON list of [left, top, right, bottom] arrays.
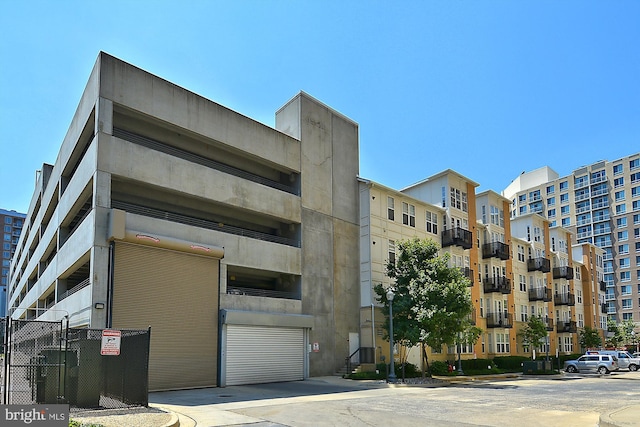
[[601, 303, 607, 314], [574, 180, 589, 189], [483, 276, 511, 294], [557, 321, 578, 333], [482, 241, 510, 260], [528, 287, 552, 302], [554, 292, 576, 306], [486, 312, 513, 328], [575, 192, 590, 201], [441, 227, 473, 250], [542, 317, 554, 331], [527, 257, 551, 273], [599, 281, 606, 292], [553, 266, 574, 280], [458, 267, 474, 286]]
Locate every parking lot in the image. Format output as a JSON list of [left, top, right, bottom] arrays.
[[150, 371, 640, 427]]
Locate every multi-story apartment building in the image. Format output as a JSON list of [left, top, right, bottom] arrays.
[[7, 52, 360, 390], [1, 209, 26, 316], [360, 173, 606, 370], [503, 153, 640, 324]]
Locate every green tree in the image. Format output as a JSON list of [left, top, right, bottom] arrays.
[[375, 237, 474, 376], [606, 319, 624, 348], [579, 326, 603, 351], [620, 319, 637, 347], [517, 316, 548, 359]]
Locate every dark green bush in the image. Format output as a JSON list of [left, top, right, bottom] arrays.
[[429, 360, 450, 375], [493, 356, 530, 371]]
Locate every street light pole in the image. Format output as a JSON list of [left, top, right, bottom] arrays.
[[456, 332, 464, 375], [386, 289, 397, 383]]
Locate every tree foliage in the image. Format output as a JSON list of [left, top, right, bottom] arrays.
[[579, 326, 603, 351], [374, 238, 475, 357], [517, 316, 548, 358], [606, 319, 625, 348]]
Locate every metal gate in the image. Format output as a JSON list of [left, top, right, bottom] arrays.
[[1, 317, 150, 408]]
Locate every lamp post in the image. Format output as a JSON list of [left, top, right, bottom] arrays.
[[456, 332, 464, 375], [386, 289, 397, 383]]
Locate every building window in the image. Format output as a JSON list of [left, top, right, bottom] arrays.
[[615, 190, 626, 201], [620, 258, 630, 268], [517, 245, 525, 262], [560, 193, 569, 203], [402, 202, 415, 227], [547, 209, 556, 218], [461, 192, 468, 213], [614, 177, 625, 188], [622, 299, 633, 310], [547, 185, 555, 194], [591, 170, 606, 182], [621, 285, 632, 296], [623, 313, 634, 321], [521, 304, 528, 322], [547, 197, 555, 206], [621, 271, 631, 282], [3, 234, 10, 241], [387, 197, 395, 221], [634, 201, 640, 212], [560, 181, 568, 191], [613, 164, 624, 175], [4, 217, 11, 224], [616, 204, 627, 215], [575, 175, 588, 187], [561, 206, 570, 215], [388, 240, 396, 265], [632, 172, 640, 183], [618, 218, 628, 228], [562, 218, 571, 227], [519, 194, 527, 203], [619, 230, 629, 241], [631, 158, 640, 170], [619, 244, 630, 255], [426, 211, 438, 234], [519, 275, 527, 292]]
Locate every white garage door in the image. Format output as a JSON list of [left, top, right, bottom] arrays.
[[225, 325, 305, 386]]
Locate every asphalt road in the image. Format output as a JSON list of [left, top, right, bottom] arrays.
[[150, 372, 640, 427]]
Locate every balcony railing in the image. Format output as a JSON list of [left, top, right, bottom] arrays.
[[599, 281, 606, 292], [528, 287, 552, 302], [574, 180, 589, 189], [554, 292, 576, 306], [483, 276, 511, 294], [556, 321, 578, 333], [553, 266, 574, 280], [482, 241, 510, 260], [575, 192, 590, 201], [458, 267, 474, 286], [601, 303, 607, 314], [441, 227, 473, 249], [543, 317, 554, 331], [527, 257, 551, 273], [486, 312, 513, 328]]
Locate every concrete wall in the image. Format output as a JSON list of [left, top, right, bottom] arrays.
[[276, 92, 360, 375]]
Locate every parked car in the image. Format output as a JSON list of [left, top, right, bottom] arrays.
[[564, 354, 618, 374], [586, 350, 640, 371]]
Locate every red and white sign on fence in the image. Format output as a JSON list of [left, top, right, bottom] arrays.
[[101, 329, 122, 356]]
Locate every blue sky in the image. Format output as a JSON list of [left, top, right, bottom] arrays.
[[1, 1, 639, 214]]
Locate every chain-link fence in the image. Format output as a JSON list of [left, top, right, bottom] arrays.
[[1, 317, 150, 409]]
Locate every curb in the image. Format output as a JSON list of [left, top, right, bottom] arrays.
[[599, 405, 640, 427], [159, 412, 180, 427]]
